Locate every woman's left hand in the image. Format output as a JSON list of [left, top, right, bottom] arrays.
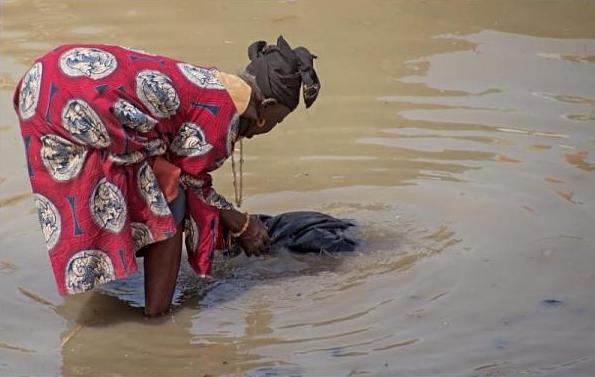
[[219, 208, 270, 256], [238, 215, 270, 256]]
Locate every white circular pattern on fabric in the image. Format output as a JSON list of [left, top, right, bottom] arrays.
[[144, 139, 167, 157], [170, 122, 213, 157], [184, 216, 199, 255], [19, 62, 43, 120], [59, 47, 117, 80], [135, 70, 180, 118], [131, 222, 154, 252], [112, 99, 157, 133], [89, 178, 127, 233], [108, 151, 145, 165], [40, 134, 88, 181], [205, 190, 233, 210], [137, 162, 171, 216], [180, 174, 206, 191], [177, 63, 224, 90], [34, 193, 61, 251], [65, 249, 115, 294], [61, 99, 111, 148]]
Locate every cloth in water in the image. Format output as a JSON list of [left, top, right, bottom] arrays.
[[257, 211, 358, 253]]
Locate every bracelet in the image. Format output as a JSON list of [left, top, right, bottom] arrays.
[[230, 212, 250, 238]]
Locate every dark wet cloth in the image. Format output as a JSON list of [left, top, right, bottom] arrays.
[[245, 36, 321, 110], [258, 211, 358, 253]]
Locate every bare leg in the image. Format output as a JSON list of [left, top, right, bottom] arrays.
[[143, 224, 183, 317]]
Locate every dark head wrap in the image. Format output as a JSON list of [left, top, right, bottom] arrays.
[[245, 36, 320, 110]]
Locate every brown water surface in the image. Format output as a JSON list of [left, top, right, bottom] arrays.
[[1, 1, 595, 376]]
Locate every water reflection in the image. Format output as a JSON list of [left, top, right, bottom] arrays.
[[59, 294, 276, 377]]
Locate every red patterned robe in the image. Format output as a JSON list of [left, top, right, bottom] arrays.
[[13, 44, 240, 295]]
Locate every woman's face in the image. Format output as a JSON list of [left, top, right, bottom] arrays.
[[244, 103, 292, 138]]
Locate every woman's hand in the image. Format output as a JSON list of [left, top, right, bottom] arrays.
[[219, 209, 270, 256], [238, 215, 270, 256]]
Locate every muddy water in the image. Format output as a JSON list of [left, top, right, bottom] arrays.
[[1, 1, 595, 376]]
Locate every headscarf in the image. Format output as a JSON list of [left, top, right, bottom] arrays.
[[245, 36, 320, 110]]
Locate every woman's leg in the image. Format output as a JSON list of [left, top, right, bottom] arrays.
[[142, 224, 183, 317]]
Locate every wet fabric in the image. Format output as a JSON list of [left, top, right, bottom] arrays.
[[258, 211, 358, 253], [245, 36, 321, 110], [13, 44, 240, 295]]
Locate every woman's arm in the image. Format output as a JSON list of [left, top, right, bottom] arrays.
[[179, 172, 270, 256]]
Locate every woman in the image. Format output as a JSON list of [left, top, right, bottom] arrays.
[[13, 36, 320, 316]]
